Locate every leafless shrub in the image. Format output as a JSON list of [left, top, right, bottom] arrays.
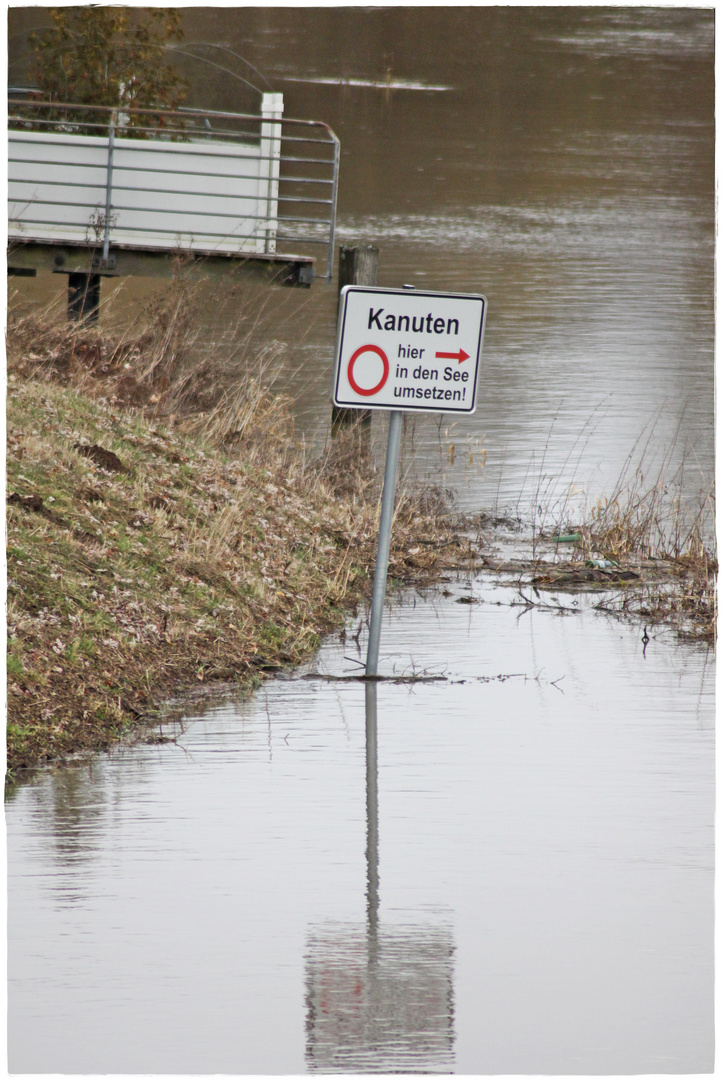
[[580, 453, 715, 566]]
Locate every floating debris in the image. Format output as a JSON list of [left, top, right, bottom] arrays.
[[277, 74, 453, 91], [532, 564, 641, 587]]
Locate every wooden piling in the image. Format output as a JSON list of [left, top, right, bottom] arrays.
[[332, 244, 379, 434]]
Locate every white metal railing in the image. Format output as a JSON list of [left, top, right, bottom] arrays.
[[8, 95, 340, 279]]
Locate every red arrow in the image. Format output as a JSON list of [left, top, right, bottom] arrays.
[[435, 348, 470, 363]]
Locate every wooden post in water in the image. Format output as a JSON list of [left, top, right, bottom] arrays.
[[332, 244, 379, 435]]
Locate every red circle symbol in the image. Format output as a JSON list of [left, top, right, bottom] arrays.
[[347, 344, 389, 397]]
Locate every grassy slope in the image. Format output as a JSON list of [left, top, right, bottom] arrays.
[[7, 375, 471, 777]]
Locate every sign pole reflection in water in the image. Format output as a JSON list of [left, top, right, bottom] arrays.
[[303, 681, 456, 1072], [365, 680, 379, 938], [365, 680, 380, 1022]]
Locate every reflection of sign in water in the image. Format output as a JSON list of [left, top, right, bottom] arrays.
[[305, 922, 455, 1073]]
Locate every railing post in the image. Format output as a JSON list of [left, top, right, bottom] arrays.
[[326, 133, 341, 282], [102, 120, 115, 264], [260, 92, 284, 255]]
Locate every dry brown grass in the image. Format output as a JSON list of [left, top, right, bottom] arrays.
[[581, 469, 714, 565], [6, 265, 300, 427], [562, 448, 716, 642]]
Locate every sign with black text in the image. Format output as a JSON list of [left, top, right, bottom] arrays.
[[332, 286, 487, 413]]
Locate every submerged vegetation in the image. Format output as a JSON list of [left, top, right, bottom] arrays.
[[483, 403, 716, 643], [539, 426, 716, 642]]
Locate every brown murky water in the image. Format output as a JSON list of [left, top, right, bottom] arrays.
[[9, 6, 714, 514], [7, 7, 715, 1074], [7, 587, 714, 1073]]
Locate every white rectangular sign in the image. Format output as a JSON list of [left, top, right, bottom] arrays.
[[332, 285, 487, 414]]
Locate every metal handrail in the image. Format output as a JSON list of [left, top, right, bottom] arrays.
[[8, 97, 340, 279], [9, 97, 338, 140]]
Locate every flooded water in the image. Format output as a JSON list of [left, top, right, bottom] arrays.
[[8, 6, 714, 516], [8, 582, 714, 1073], [6, 8, 715, 1075]]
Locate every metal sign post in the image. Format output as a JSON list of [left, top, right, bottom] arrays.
[[332, 284, 487, 676], [365, 409, 404, 676]]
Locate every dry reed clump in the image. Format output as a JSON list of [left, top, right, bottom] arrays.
[[561, 412, 714, 564], [520, 408, 716, 641], [576, 462, 716, 642], [6, 268, 295, 428], [580, 470, 714, 564], [6, 282, 198, 409], [312, 420, 378, 502]]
